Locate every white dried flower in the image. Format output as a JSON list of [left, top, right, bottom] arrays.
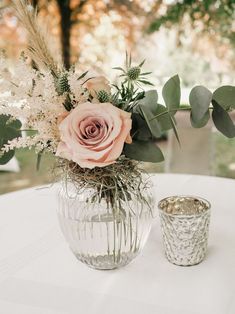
[[0, 54, 67, 156]]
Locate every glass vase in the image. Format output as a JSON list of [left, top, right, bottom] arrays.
[[57, 181, 154, 270]]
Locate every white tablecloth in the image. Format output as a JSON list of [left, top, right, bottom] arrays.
[[0, 174, 235, 314]]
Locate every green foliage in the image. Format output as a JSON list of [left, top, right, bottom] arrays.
[[77, 71, 89, 81], [124, 75, 182, 162], [138, 106, 162, 138], [113, 54, 153, 91], [120, 75, 182, 162], [162, 75, 181, 115], [212, 100, 235, 138], [113, 57, 235, 164], [0, 115, 22, 165], [56, 72, 70, 95], [130, 113, 152, 141], [55, 71, 74, 111], [212, 86, 235, 110], [190, 111, 210, 128], [148, 1, 235, 47], [0, 149, 15, 165], [127, 66, 141, 80], [188, 84, 235, 137], [112, 83, 145, 110], [136, 90, 161, 138], [169, 115, 181, 146], [189, 86, 212, 127], [154, 104, 173, 131], [134, 87, 176, 140], [124, 141, 164, 163], [138, 90, 158, 112], [125, 79, 235, 163], [97, 90, 110, 103]]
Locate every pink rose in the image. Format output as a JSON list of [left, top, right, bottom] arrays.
[[56, 102, 132, 169], [85, 76, 111, 98]]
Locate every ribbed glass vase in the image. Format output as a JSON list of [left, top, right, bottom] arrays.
[[57, 182, 154, 270]]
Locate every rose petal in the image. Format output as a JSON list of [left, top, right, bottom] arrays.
[[56, 102, 132, 169]]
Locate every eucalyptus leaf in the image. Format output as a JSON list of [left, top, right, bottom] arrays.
[[0, 115, 22, 130], [139, 90, 158, 113], [213, 86, 235, 110], [138, 105, 162, 138], [124, 140, 164, 162], [162, 75, 180, 115], [189, 85, 212, 124], [212, 101, 235, 138], [0, 115, 22, 165], [169, 115, 181, 146], [154, 104, 173, 131], [190, 110, 210, 128], [0, 150, 15, 165], [131, 113, 152, 141]]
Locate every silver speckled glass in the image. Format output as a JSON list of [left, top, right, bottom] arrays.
[[158, 196, 211, 266]]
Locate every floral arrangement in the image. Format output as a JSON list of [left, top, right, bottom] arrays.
[[0, 0, 235, 209]]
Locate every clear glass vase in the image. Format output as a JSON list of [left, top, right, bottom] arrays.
[[57, 181, 154, 270]]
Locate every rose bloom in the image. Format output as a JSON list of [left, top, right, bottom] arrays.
[[56, 102, 132, 169], [85, 76, 111, 98]]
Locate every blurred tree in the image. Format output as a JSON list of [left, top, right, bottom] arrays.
[[57, 0, 72, 69], [148, 0, 235, 47], [1, 0, 234, 73], [29, 0, 87, 69], [0, 0, 156, 68]]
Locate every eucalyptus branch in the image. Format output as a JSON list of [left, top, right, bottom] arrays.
[[149, 105, 214, 122]]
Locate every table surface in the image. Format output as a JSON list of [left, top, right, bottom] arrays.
[[0, 173, 235, 314]]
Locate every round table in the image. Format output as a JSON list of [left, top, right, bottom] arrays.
[[0, 174, 235, 314]]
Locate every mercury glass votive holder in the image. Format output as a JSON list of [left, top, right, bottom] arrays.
[[158, 196, 211, 266]]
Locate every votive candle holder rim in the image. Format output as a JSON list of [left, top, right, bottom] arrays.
[[158, 195, 211, 218]]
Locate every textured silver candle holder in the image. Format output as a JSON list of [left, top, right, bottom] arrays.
[[158, 196, 211, 266]]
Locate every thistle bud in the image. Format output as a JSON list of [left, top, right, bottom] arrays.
[[127, 66, 141, 80], [97, 90, 110, 103], [56, 72, 70, 95]]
